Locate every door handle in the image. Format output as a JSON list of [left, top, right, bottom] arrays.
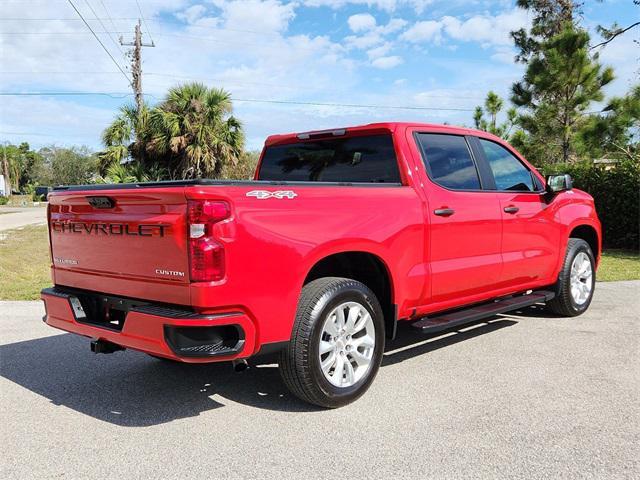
[[504, 206, 519, 214], [434, 208, 455, 217]]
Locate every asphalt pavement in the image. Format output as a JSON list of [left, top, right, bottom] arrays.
[[1, 281, 638, 479], [0, 207, 47, 232]]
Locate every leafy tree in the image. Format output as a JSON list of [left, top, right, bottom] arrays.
[[220, 150, 260, 180], [473, 91, 519, 139], [147, 83, 244, 179], [1, 142, 45, 192], [511, 24, 614, 164], [38, 146, 98, 186], [511, 0, 579, 63]]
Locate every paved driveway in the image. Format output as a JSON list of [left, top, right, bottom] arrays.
[[0, 207, 46, 232], [1, 281, 638, 479]]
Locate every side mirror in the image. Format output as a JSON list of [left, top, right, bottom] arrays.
[[546, 174, 573, 193]]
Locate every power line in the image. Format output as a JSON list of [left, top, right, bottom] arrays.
[[0, 70, 486, 100], [0, 17, 138, 20], [65, 0, 131, 87], [0, 92, 141, 98], [82, 0, 124, 55], [0, 130, 96, 138], [0, 91, 477, 111], [230, 98, 476, 112], [0, 17, 285, 37], [98, 0, 121, 40], [134, 0, 155, 45], [0, 31, 129, 35]]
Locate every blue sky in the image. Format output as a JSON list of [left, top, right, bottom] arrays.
[[0, 0, 637, 151]]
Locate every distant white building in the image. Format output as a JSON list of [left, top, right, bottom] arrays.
[[0, 174, 6, 196]]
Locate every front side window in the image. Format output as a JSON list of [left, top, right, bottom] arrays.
[[480, 139, 535, 192], [415, 133, 481, 190], [258, 134, 400, 183]]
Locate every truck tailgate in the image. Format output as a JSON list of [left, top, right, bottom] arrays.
[[48, 188, 190, 305]]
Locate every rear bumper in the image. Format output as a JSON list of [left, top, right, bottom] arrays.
[[41, 287, 256, 363]]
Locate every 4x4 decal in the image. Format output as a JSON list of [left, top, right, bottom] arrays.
[[246, 190, 297, 199]]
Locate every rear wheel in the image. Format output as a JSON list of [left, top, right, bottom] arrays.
[[279, 277, 385, 408], [547, 238, 596, 317]]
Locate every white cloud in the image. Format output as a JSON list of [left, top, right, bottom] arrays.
[[219, 0, 296, 33], [367, 43, 392, 59], [491, 46, 516, 64], [379, 18, 408, 34], [400, 20, 443, 43], [441, 9, 529, 47], [344, 17, 407, 50], [371, 55, 403, 69], [400, 9, 529, 48], [348, 13, 377, 32], [345, 32, 384, 49], [176, 5, 207, 24], [303, 0, 433, 14]]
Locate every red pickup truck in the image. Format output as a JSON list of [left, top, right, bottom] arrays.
[[42, 122, 600, 408]]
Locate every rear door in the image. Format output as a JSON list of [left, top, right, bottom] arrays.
[[475, 137, 560, 287], [413, 132, 503, 305]]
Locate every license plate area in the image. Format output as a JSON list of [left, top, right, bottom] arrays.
[[69, 291, 149, 332]]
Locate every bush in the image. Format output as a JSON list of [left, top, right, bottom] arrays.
[[543, 160, 639, 250], [0, 196, 8, 206]]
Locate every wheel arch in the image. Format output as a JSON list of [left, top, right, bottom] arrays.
[[304, 251, 397, 339], [568, 223, 600, 262]]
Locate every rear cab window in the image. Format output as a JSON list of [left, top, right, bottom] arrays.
[[415, 133, 481, 190], [258, 134, 401, 183]]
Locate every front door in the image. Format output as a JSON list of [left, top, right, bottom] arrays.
[[477, 138, 561, 287], [413, 132, 503, 306]]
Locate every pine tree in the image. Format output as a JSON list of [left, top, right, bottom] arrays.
[[511, 0, 579, 63], [511, 24, 614, 164]]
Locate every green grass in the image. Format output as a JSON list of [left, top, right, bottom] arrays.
[[598, 250, 640, 282], [0, 225, 51, 300], [0, 225, 638, 300]]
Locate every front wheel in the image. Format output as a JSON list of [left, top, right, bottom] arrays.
[[547, 238, 596, 317], [279, 277, 385, 408]]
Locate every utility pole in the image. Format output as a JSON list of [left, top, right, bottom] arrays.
[[120, 20, 155, 115]]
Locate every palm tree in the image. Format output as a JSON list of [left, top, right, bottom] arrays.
[[147, 83, 244, 179], [100, 103, 151, 174], [484, 91, 504, 131]]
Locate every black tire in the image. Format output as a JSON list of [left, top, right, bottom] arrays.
[[546, 238, 596, 317], [279, 277, 385, 408]]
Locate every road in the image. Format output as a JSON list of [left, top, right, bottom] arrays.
[[0, 207, 46, 232], [1, 281, 638, 479]]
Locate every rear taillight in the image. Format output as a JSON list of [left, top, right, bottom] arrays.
[[187, 200, 230, 282]]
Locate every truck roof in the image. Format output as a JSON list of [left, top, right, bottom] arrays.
[[264, 122, 488, 146]]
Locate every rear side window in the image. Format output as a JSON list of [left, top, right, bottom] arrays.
[[258, 134, 400, 183], [479, 139, 535, 192], [415, 133, 481, 190]]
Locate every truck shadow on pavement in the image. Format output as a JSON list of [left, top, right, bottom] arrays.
[[1, 316, 519, 425]]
